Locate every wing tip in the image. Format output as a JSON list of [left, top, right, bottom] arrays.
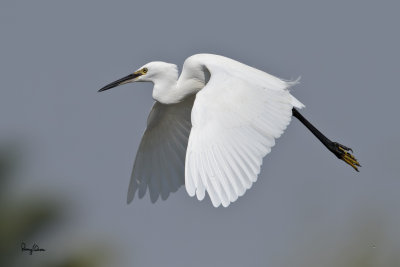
[[127, 192, 134, 204], [185, 180, 196, 197]]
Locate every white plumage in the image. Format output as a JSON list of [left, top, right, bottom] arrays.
[[127, 96, 195, 203], [99, 54, 304, 207]]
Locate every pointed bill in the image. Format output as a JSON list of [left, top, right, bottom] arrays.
[[98, 71, 142, 92]]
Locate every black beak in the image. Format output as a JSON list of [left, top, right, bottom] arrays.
[[98, 72, 142, 92]]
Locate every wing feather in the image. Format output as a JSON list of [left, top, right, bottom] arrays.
[[127, 96, 195, 203], [185, 55, 304, 207]]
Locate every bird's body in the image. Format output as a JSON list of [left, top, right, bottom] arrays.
[[99, 54, 360, 207]]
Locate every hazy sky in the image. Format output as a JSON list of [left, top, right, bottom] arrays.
[[1, 1, 399, 266]]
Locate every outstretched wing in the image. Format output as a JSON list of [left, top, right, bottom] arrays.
[[184, 54, 304, 207], [127, 96, 195, 203]]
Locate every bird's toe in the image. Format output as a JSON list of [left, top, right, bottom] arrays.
[[331, 142, 361, 172]]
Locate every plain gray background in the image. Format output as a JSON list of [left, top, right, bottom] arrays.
[[1, 0, 399, 266]]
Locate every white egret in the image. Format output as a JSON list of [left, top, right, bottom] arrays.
[[99, 54, 360, 207]]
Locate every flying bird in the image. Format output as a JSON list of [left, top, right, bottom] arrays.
[[99, 54, 360, 207]]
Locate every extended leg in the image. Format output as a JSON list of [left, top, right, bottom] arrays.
[[292, 108, 361, 172]]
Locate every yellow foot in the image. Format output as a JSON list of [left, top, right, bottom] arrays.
[[332, 142, 361, 172]]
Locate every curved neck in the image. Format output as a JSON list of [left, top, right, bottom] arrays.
[[152, 79, 179, 104], [152, 73, 206, 105], [151, 59, 209, 104]]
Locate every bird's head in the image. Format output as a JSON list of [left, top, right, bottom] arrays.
[[98, 61, 178, 92]]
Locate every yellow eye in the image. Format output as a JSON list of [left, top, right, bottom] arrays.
[[142, 68, 148, 74]]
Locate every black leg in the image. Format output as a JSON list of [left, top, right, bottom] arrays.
[[292, 108, 361, 172]]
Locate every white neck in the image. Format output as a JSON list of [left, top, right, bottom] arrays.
[[152, 59, 209, 104], [152, 79, 179, 104]]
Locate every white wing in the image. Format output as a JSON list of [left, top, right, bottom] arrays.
[[127, 96, 195, 203], [184, 54, 304, 207]]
